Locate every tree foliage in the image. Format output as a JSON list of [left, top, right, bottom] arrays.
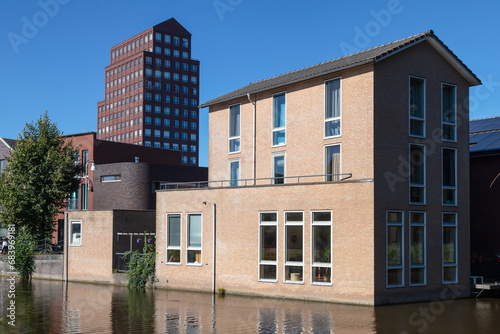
[[0, 112, 81, 240], [124, 233, 157, 290], [11, 227, 37, 279]]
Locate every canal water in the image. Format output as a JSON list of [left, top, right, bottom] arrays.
[[1, 278, 499, 333]]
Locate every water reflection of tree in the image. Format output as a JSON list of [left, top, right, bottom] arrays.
[[111, 289, 156, 333]]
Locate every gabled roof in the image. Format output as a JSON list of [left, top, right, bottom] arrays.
[[0, 137, 17, 150], [154, 18, 191, 36], [200, 30, 481, 108], [470, 116, 500, 155]]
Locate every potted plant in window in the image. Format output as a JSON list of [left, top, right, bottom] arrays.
[[321, 247, 331, 282]]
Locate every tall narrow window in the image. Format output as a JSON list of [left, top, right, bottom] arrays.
[[387, 211, 404, 287], [69, 221, 82, 246], [311, 211, 332, 284], [272, 93, 286, 146], [259, 212, 277, 281], [284, 212, 303, 282], [325, 145, 341, 181], [167, 214, 181, 264], [410, 77, 425, 137], [0, 159, 5, 173], [229, 159, 240, 187], [410, 212, 426, 286], [82, 150, 89, 175], [410, 144, 425, 204], [442, 213, 457, 283], [442, 148, 457, 205], [187, 214, 202, 265], [442, 84, 457, 141], [325, 78, 341, 138], [81, 184, 88, 210], [229, 104, 240, 153], [272, 153, 285, 184], [68, 190, 79, 210]]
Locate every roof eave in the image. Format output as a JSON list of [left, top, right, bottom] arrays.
[[0, 137, 12, 150], [199, 59, 375, 109]]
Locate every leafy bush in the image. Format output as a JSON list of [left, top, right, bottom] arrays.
[[12, 227, 37, 279], [123, 234, 157, 290]]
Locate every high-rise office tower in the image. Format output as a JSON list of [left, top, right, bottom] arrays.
[[97, 18, 200, 165]]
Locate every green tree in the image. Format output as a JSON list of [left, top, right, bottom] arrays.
[[0, 112, 81, 240], [11, 226, 37, 279], [124, 233, 157, 290]]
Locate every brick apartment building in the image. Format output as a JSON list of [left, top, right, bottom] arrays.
[[154, 31, 481, 305], [470, 117, 500, 280], [97, 18, 200, 165]]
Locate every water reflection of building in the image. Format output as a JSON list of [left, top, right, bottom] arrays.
[[155, 31, 480, 305]]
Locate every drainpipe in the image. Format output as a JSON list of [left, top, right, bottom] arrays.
[[212, 203, 217, 294], [64, 212, 68, 282], [247, 93, 256, 184]]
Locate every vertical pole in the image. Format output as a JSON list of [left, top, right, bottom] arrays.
[[212, 203, 216, 294]]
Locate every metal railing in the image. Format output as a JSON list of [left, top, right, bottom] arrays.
[[160, 173, 352, 190]]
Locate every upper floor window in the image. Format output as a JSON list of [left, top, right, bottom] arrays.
[[409, 144, 425, 204], [272, 92, 286, 146], [1, 159, 6, 173], [387, 211, 404, 287], [174, 36, 180, 46], [442, 84, 457, 141], [325, 78, 341, 138], [229, 159, 240, 187], [272, 153, 285, 185], [410, 77, 425, 137], [182, 38, 189, 48], [442, 148, 457, 206], [229, 104, 241, 153], [325, 145, 340, 182]]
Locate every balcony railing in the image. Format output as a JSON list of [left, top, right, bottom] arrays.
[[159, 173, 353, 191]]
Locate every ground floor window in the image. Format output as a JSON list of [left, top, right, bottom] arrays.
[[284, 212, 304, 283], [187, 214, 202, 265], [443, 212, 457, 283], [166, 214, 181, 264], [387, 211, 404, 287], [69, 220, 82, 246], [259, 212, 277, 281], [311, 211, 332, 284], [410, 212, 426, 286]]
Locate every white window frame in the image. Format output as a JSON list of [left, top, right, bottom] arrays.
[[386, 210, 404, 288], [409, 143, 426, 205], [311, 211, 332, 286], [69, 220, 82, 247], [228, 103, 241, 154], [186, 213, 203, 266], [166, 213, 182, 265], [283, 211, 304, 284], [324, 144, 341, 182], [324, 77, 341, 139], [409, 211, 426, 286], [441, 83, 457, 142], [228, 158, 240, 187], [442, 147, 457, 206], [258, 211, 278, 282], [442, 212, 458, 284], [409, 76, 426, 138], [272, 152, 286, 185], [272, 92, 286, 147]]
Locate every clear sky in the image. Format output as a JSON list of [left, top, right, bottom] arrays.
[[1, 0, 499, 167]]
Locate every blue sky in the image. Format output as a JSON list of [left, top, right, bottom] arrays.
[[1, 0, 499, 167]]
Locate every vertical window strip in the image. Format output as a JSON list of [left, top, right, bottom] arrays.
[[284, 211, 304, 283], [409, 144, 426, 204], [325, 78, 341, 138], [272, 93, 286, 146], [272, 153, 285, 184], [442, 213, 457, 283], [311, 211, 332, 284], [410, 212, 426, 286], [229, 159, 240, 187], [409, 77, 425, 137], [442, 84, 457, 141], [325, 145, 341, 181], [442, 148, 457, 205], [229, 104, 241, 153], [259, 212, 278, 281], [387, 211, 404, 287], [187, 213, 202, 265]]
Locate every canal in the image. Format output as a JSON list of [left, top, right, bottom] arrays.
[[1, 278, 500, 333]]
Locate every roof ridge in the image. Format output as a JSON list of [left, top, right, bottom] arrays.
[[249, 30, 433, 86]]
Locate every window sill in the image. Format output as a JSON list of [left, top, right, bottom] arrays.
[[311, 282, 332, 286], [186, 263, 203, 267], [324, 135, 341, 140], [228, 151, 241, 155], [165, 262, 181, 266], [409, 283, 427, 287], [258, 279, 278, 283], [386, 284, 405, 289], [284, 280, 304, 285], [271, 144, 286, 149]]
